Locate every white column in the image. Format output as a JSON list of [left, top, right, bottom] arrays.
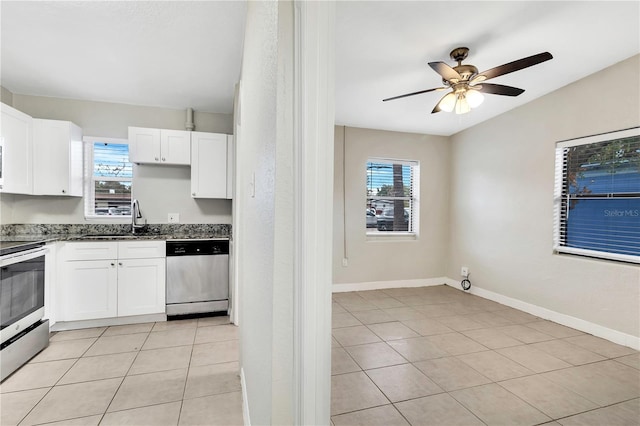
[[293, 2, 335, 425]]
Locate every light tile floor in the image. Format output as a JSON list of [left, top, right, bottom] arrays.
[[0, 316, 243, 426], [3, 285, 639, 426], [331, 285, 640, 426]]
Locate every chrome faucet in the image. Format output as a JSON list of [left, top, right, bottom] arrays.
[[131, 199, 146, 234]]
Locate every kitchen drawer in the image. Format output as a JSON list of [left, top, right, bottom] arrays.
[[118, 241, 166, 259], [63, 241, 117, 261]]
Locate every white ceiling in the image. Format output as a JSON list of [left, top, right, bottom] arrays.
[[2, 2, 638, 136], [1, 1, 247, 114], [335, 1, 640, 136]]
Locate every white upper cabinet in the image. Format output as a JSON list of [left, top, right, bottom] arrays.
[[191, 132, 233, 199], [0, 103, 33, 194], [128, 126, 190, 165], [161, 129, 191, 165], [33, 119, 83, 196]]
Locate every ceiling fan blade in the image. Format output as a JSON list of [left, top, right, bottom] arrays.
[[382, 87, 445, 102], [479, 52, 553, 81], [428, 62, 462, 82], [476, 83, 525, 97]]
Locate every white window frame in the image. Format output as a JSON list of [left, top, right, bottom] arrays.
[[366, 157, 420, 239], [553, 127, 640, 264], [83, 136, 132, 221]]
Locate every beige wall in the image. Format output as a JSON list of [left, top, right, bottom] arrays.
[[0, 86, 13, 106], [448, 55, 640, 337], [333, 126, 450, 286], [2, 94, 233, 224]]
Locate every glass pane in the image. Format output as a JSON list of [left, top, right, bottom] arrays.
[[366, 162, 412, 197], [367, 198, 413, 232], [0, 255, 44, 328], [93, 143, 132, 178], [94, 180, 132, 216], [566, 136, 640, 196], [565, 198, 640, 256]]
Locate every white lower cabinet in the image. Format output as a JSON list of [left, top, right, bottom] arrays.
[[63, 260, 118, 321], [60, 241, 166, 322], [117, 258, 165, 317]]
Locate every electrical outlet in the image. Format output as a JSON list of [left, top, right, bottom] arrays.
[[342, 258, 349, 267], [168, 213, 180, 223], [461, 266, 469, 277]]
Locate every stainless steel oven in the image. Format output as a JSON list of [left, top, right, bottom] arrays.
[[1, 241, 49, 382]]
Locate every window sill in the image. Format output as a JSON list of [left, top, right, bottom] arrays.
[[366, 232, 418, 242], [554, 247, 640, 265]]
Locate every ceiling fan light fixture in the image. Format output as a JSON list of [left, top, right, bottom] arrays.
[[455, 95, 471, 114], [384, 48, 552, 116], [439, 92, 457, 112], [466, 89, 484, 108]]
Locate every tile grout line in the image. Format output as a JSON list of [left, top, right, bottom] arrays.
[[99, 326, 155, 424], [175, 323, 199, 426], [13, 326, 109, 425]]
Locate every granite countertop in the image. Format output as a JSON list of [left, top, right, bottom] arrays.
[[66, 233, 228, 242], [1, 224, 231, 243], [4, 233, 228, 243]]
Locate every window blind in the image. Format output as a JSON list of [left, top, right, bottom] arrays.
[[554, 127, 640, 263], [366, 159, 419, 233], [83, 138, 133, 217]]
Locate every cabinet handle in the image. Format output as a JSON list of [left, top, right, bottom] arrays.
[[118, 262, 123, 266], [61, 189, 66, 194], [162, 157, 166, 161], [155, 157, 159, 161], [192, 192, 196, 196], [110, 262, 115, 266]]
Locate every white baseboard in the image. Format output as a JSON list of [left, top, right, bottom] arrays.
[[332, 277, 448, 293], [443, 278, 640, 351], [240, 367, 251, 426], [50, 313, 167, 332]]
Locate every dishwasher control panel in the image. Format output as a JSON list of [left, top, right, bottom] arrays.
[[166, 240, 229, 256]]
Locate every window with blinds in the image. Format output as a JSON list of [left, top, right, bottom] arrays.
[[83, 137, 132, 218], [554, 127, 640, 263], [366, 159, 419, 234]]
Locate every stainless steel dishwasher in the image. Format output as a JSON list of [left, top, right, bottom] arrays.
[[165, 239, 229, 317]]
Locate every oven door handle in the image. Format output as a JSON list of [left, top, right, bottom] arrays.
[[0, 247, 49, 267]]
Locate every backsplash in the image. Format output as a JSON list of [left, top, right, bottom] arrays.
[[0, 223, 231, 238]]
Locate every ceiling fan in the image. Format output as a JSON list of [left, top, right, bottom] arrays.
[[383, 47, 553, 114]]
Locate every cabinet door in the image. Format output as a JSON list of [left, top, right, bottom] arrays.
[[191, 132, 228, 198], [160, 129, 191, 165], [63, 260, 118, 321], [128, 127, 161, 164], [33, 119, 83, 196], [117, 258, 166, 316], [0, 103, 33, 194]]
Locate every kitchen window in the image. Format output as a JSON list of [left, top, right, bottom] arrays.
[[366, 158, 419, 235], [84, 137, 132, 218], [554, 127, 640, 264]]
